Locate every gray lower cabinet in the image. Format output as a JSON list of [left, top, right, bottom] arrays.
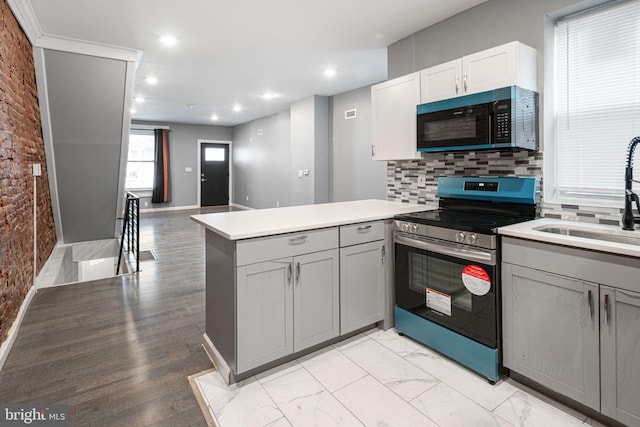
[[600, 286, 640, 426], [236, 248, 339, 373], [340, 240, 385, 334], [293, 249, 340, 351], [237, 258, 293, 373], [502, 263, 600, 410], [502, 237, 640, 426]]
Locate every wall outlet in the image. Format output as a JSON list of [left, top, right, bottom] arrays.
[[144, 201, 148, 207], [417, 175, 426, 186], [303, 169, 309, 176], [276, 201, 280, 207]]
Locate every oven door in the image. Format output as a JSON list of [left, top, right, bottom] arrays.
[[394, 233, 498, 347]]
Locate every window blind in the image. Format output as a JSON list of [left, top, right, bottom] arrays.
[[555, 0, 640, 201]]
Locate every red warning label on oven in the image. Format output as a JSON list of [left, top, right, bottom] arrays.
[[461, 265, 491, 296]]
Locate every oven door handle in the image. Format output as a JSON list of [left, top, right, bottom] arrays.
[[395, 234, 496, 266]]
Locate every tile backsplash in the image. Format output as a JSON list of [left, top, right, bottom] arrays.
[[386, 149, 624, 226]]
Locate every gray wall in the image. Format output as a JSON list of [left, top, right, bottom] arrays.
[[232, 111, 291, 209], [132, 121, 232, 209], [290, 95, 330, 206], [45, 50, 126, 243], [330, 86, 386, 202], [388, 0, 579, 83]]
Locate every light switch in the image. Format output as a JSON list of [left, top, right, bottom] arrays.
[[32, 164, 41, 176], [298, 170, 303, 178]]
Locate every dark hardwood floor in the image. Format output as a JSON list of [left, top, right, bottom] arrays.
[[0, 206, 238, 426]]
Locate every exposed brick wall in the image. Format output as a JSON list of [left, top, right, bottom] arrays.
[[0, 0, 56, 345]]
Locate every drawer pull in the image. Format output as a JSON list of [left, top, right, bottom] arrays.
[[289, 235, 308, 245], [587, 290, 593, 319], [357, 225, 372, 232]]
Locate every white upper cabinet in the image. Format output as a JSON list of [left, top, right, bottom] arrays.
[[371, 72, 422, 161], [420, 41, 537, 103], [420, 58, 463, 103]]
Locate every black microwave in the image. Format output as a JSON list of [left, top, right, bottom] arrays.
[[416, 86, 538, 153]]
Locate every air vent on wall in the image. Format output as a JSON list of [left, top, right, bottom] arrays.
[[344, 109, 356, 120]]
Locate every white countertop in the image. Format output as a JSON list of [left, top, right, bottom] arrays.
[[191, 199, 433, 240], [499, 218, 640, 258]]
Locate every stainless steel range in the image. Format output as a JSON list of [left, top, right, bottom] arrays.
[[393, 176, 537, 383]]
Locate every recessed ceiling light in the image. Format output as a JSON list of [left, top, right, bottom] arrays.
[[323, 68, 337, 78], [135, 96, 145, 103], [232, 104, 242, 112], [145, 77, 158, 85], [262, 92, 279, 100], [211, 114, 219, 121], [160, 36, 177, 47]]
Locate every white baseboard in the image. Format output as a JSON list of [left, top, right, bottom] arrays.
[[202, 333, 232, 385], [140, 204, 199, 213], [230, 203, 254, 210], [0, 285, 36, 372]]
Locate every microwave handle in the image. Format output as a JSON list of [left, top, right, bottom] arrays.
[[488, 110, 494, 144]]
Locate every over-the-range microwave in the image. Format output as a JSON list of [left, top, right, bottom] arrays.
[[416, 86, 538, 153]]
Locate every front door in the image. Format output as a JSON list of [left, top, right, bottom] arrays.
[[200, 142, 229, 206]]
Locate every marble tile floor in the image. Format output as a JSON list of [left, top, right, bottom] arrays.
[[195, 328, 596, 427]]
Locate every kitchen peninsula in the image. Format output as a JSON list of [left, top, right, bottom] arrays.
[[191, 199, 430, 384]]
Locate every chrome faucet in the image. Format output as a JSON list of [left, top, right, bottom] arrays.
[[622, 136, 640, 230]]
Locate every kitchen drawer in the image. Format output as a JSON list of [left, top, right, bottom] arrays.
[[236, 227, 338, 266], [340, 221, 385, 247]]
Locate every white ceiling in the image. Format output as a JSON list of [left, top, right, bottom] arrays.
[[28, 0, 486, 126]]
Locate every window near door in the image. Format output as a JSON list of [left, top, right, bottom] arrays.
[[125, 131, 155, 190], [549, 0, 640, 206], [205, 147, 226, 161]]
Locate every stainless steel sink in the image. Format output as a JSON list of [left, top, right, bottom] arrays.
[[533, 225, 640, 245]]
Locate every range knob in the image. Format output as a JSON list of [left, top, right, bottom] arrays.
[[468, 233, 478, 245], [456, 232, 466, 243], [411, 224, 419, 233], [401, 223, 410, 232]]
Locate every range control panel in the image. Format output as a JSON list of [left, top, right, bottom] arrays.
[[464, 181, 499, 192]]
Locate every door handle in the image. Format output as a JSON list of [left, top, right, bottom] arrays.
[[587, 289, 593, 319], [604, 293, 610, 324], [287, 263, 292, 283], [296, 262, 300, 283], [201, 178, 207, 182]]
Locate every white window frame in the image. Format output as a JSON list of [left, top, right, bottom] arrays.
[[543, 0, 640, 208], [125, 129, 156, 193]]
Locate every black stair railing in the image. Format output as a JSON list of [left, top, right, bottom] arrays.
[[117, 191, 140, 274]]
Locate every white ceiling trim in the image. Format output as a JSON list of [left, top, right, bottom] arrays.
[[37, 34, 142, 63], [7, 0, 142, 63], [6, 0, 42, 45]]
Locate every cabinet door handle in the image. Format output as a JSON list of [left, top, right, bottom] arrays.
[[381, 245, 386, 264], [463, 72, 468, 92], [296, 262, 300, 283], [287, 263, 292, 283], [455, 75, 459, 94], [604, 293, 610, 324], [357, 225, 372, 232], [587, 290, 593, 319]]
